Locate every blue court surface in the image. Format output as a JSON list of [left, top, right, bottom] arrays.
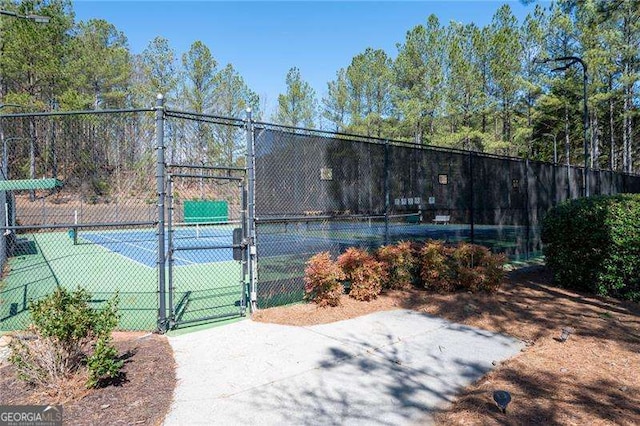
[[80, 222, 527, 268], [80, 227, 235, 268]]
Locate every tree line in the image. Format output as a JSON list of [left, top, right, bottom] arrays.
[[0, 0, 638, 176]]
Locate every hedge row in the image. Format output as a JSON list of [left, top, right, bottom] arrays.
[[303, 241, 506, 307], [542, 193, 640, 301]]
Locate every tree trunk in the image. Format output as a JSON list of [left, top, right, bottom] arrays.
[[591, 111, 599, 169], [565, 104, 570, 166], [623, 85, 630, 173], [609, 88, 615, 171]]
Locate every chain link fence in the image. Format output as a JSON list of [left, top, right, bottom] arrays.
[[253, 124, 640, 308], [0, 109, 159, 331], [1, 106, 639, 330]]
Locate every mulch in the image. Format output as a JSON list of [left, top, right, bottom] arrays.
[[0, 332, 175, 426], [2, 265, 638, 425]]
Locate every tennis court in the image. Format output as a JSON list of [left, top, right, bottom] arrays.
[[79, 223, 238, 267], [0, 222, 243, 331]]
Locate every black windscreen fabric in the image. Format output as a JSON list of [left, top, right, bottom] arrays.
[[252, 126, 640, 308]]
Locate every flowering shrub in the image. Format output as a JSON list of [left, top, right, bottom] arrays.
[[376, 241, 417, 290], [337, 247, 387, 301], [452, 243, 506, 292], [303, 252, 344, 307], [419, 240, 456, 292]]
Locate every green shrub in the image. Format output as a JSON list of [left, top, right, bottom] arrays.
[[376, 241, 417, 290], [337, 247, 387, 301], [542, 194, 640, 301], [9, 287, 123, 393], [304, 252, 344, 307]]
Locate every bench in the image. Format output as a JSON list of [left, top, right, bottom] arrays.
[[432, 215, 450, 225]]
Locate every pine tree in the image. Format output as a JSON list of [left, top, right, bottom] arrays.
[[275, 67, 317, 128]]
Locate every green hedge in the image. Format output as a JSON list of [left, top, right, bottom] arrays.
[[541, 194, 640, 301]]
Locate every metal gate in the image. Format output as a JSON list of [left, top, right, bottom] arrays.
[[166, 165, 248, 329]]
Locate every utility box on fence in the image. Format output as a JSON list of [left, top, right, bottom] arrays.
[[183, 200, 229, 223]]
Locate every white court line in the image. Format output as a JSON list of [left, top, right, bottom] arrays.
[[78, 234, 152, 269], [87, 233, 197, 266]]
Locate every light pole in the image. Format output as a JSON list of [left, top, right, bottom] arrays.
[[535, 56, 589, 197], [0, 10, 50, 23]]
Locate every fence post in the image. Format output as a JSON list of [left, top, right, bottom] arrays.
[[469, 152, 475, 244], [245, 108, 258, 312], [167, 174, 174, 327], [524, 158, 531, 260], [383, 140, 390, 245], [155, 94, 167, 332]]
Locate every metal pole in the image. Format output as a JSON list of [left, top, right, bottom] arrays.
[[469, 152, 475, 244], [383, 140, 389, 245], [2, 138, 6, 178], [524, 158, 531, 260], [534, 56, 589, 197], [239, 181, 247, 315], [245, 108, 257, 312], [155, 94, 167, 332], [167, 175, 174, 328]]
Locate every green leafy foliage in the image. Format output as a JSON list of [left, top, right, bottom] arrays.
[[542, 194, 640, 301], [86, 337, 123, 388], [337, 247, 387, 301], [8, 287, 123, 392], [303, 252, 344, 307]]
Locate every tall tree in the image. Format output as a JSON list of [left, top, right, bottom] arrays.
[[181, 40, 217, 114], [394, 15, 445, 144], [179, 41, 218, 163], [275, 67, 317, 128], [133, 36, 178, 107], [489, 5, 523, 153], [65, 19, 131, 110], [442, 22, 486, 150], [518, 5, 546, 159], [322, 68, 349, 132], [213, 63, 260, 165], [345, 47, 394, 137]]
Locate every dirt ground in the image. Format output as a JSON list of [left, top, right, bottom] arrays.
[[0, 332, 175, 426], [253, 266, 640, 425]]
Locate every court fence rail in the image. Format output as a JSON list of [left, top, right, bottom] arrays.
[[0, 97, 638, 331]]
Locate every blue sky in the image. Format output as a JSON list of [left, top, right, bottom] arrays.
[[73, 1, 545, 115]]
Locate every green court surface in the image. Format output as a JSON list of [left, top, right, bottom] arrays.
[[0, 231, 242, 331]]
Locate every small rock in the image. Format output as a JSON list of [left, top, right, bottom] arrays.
[[100, 404, 110, 410], [0, 335, 13, 347], [619, 386, 628, 392], [560, 368, 568, 373]]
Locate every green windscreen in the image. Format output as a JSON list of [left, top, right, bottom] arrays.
[[183, 200, 228, 223]]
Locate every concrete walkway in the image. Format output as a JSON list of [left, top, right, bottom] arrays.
[[165, 309, 523, 425]]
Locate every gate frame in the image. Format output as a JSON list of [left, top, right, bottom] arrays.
[[166, 165, 248, 330]]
